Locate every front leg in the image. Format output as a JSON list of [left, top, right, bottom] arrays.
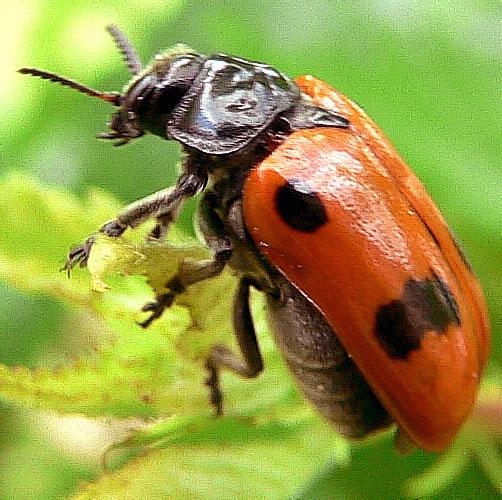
[[138, 189, 233, 327], [63, 167, 207, 272]]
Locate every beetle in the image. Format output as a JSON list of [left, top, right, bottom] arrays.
[[19, 25, 490, 453]]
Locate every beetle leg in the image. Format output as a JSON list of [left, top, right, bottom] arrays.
[[147, 210, 180, 240], [63, 166, 207, 271], [138, 191, 233, 327], [205, 278, 264, 416], [138, 246, 232, 327]]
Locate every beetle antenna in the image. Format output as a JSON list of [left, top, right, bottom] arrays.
[[106, 24, 142, 75], [17, 68, 120, 106]]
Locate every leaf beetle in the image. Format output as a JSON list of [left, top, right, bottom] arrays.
[[19, 25, 490, 453]]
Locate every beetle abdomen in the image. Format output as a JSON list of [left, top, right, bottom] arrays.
[[266, 276, 392, 438]]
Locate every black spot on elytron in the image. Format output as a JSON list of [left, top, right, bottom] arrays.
[[275, 178, 328, 232], [375, 272, 461, 360]]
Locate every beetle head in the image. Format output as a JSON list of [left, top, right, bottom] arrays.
[[18, 25, 202, 146]]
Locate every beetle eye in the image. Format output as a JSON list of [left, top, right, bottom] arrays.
[[150, 85, 190, 116]]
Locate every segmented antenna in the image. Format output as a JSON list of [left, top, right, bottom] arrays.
[[17, 68, 120, 105], [107, 24, 142, 75]]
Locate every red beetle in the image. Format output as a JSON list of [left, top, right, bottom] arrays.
[[20, 26, 490, 453]]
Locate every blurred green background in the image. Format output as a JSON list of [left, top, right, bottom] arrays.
[[2, 0, 501, 498]]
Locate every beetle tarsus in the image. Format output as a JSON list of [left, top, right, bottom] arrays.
[[204, 360, 223, 416], [138, 293, 176, 328], [61, 235, 96, 274], [99, 219, 127, 237], [61, 219, 128, 275]]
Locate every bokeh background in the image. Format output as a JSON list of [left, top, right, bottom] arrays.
[[2, 1, 501, 498]]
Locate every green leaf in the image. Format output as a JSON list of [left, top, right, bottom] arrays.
[[0, 173, 295, 419], [293, 434, 502, 500], [72, 417, 342, 500]]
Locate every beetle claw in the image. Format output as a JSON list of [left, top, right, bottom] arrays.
[[61, 235, 96, 275], [137, 293, 175, 328]]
